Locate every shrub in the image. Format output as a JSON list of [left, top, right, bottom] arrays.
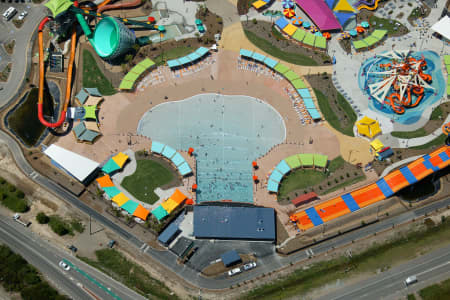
[[36, 212, 50, 224], [252, 18, 257, 24], [16, 190, 25, 199], [49, 216, 71, 236], [0, 177, 5, 184], [71, 219, 85, 233], [8, 184, 16, 193]]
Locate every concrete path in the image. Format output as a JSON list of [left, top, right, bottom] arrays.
[[379, 155, 422, 177]]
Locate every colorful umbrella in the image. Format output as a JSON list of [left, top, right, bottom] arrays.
[[282, 0, 294, 8], [349, 29, 357, 37], [195, 19, 202, 25], [314, 31, 323, 37], [341, 32, 350, 39], [147, 16, 155, 23], [323, 32, 331, 39], [361, 21, 369, 28], [291, 16, 303, 26], [356, 26, 365, 33], [310, 26, 318, 33], [283, 8, 295, 18], [303, 21, 311, 28]]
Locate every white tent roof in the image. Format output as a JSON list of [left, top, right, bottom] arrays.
[[431, 16, 450, 41], [44, 144, 100, 182]]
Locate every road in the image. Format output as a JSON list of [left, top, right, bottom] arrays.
[[0, 3, 46, 107], [318, 243, 450, 300], [0, 216, 147, 300]]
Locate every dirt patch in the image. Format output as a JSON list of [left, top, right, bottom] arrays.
[[276, 214, 290, 245], [242, 21, 331, 66], [202, 253, 255, 277]]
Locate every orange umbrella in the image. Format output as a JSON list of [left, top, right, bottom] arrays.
[[283, 8, 295, 18], [186, 198, 195, 205], [192, 184, 198, 191], [253, 175, 259, 182], [323, 32, 331, 39], [252, 161, 258, 167], [356, 26, 365, 33], [188, 147, 194, 155]]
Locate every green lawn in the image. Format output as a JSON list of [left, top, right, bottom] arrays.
[[0, 177, 28, 212], [391, 127, 427, 139], [79, 249, 175, 299], [328, 156, 345, 172], [419, 278, 450, 300], [314, 89, 355, 136], [411, 134, 447, 150], [82, 50, 116, 95], [121, 160, 174, 204], [153, 46, 195, 66], [321, 175, 366, 195], [243, 29, 318, 66], [278, 169, 327, 198], [369, 16, 409, 36], [430, 106, 443, 120], [243, 219, 450, 299]]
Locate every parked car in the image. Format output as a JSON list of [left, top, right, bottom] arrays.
[[3, 7, 17, 21], [59, 261, 70, 271], [227, 267, 241, 277], [18, 11, 28, 21], [405, 276, 418, 286], [243, 261, 257, 271], [107, 240, 116, 248], [67, 245, 78, 253], [13, 213, 31, 227]]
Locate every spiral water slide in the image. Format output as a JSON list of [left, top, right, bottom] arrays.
[[37, 17, 77, 128]]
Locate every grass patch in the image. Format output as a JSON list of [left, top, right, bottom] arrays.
[[79, 249, 175, 299], [328, 156, 345, 172], [391, 127, 427, 139], [243, 219, 450, 299], [48, 215, 73, 236], [243, 29, 318, 66], [152, 46, 194, 66], [70, 219, 85, 233], [430, 106, 443, 120], [0, 245, 69, 299], [271, 25, 286, 41], [8, 88, 53, 147], [411, 134, 447, 150], [122, 160, 174, 204], [315, 89, 355, 136], [0, 177, 29, 212], [321, 175, 366, 195], [419, 278, 450, 300], [82, 49, 116, 95], [369, 15, 409, 36], [278, 170, 327, 199], [407, 294, 417, 300]]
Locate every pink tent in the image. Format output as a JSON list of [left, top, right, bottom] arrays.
[[294, 0, 341, 31]]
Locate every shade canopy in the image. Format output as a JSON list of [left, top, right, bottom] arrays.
[[356, 116, 381, 138]]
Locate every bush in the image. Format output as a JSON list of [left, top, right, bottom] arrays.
[[14, 201, 28, 213], [48, 216, 72, 236], [16, 190, 25, 199], [36, 212, 50, 224], [71, 219, 85, 233], [8, 184, 16, 193], [0, 177, 5, 184]]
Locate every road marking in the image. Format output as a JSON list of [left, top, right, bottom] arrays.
[[416, 261, 450, 277]]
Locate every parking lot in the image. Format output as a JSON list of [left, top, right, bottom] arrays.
[[0, 3, 46, 107]]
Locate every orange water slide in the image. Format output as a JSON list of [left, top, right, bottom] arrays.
[[38, 17, 76, 128], [97, 0, 142, 14]]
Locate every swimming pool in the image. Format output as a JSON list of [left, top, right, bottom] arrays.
[[358, 50, 445, 125], [137, 94, 286, 203]]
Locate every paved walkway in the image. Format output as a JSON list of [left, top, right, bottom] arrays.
[[379, 155, 423, 177]]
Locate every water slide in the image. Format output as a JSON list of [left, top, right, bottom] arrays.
[[97, 0, 143, 14], [291, 146, 450, 230], [37, 17, 77, 128], [356, 0, 380, 10]]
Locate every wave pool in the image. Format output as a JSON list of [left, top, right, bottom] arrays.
[[137, 94, 286, 203]]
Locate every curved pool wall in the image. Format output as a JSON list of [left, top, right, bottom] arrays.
[[137, 94, 286, 203], [358, 50, 445, 125]]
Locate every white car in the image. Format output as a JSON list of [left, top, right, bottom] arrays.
[[227, 267, 241, 277], [18, 11, 27, 21], [243, 261, 257, 271], [59, 260, 70, 271]]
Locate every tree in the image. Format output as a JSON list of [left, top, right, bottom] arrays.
[[36, 212, 50, 224]]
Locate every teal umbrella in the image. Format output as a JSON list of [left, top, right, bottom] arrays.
[[361, 21, 369, 28], [195, 19, 202, 25], [303, 21, 311, 28]]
